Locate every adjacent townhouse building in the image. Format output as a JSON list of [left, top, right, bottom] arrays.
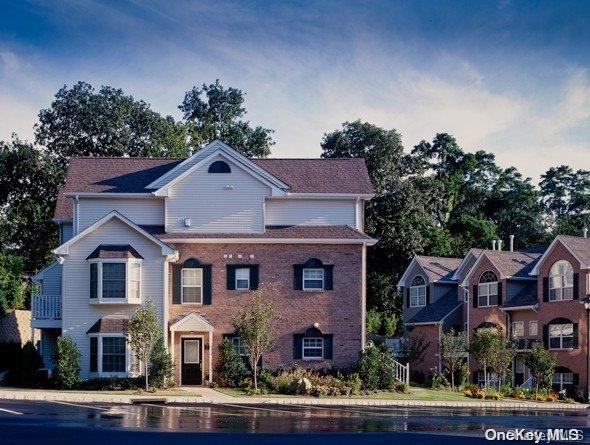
[[31, 140, 376, 385], [399, 234, 590, 397]]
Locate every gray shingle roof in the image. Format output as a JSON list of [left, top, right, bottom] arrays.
[[502, 283, 537, 308], [407, 288, 461, 324], [86, 315, 129, 334], [484, 250, 543, 278], [557, 235, 590, 267], [54, 156, 373, 220], [415, 256, 462, 282]]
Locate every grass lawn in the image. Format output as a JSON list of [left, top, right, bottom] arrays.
[[215, 386, 514, 402]]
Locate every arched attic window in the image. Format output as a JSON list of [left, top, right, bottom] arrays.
[[208, 160, 231, 173], [548, 260, 574, 301], [476, 271, 500, 307], [409, 275, 427, 307]]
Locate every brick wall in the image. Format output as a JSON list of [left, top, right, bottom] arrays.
[[408, 324, 440, 375], [167, 243, 364, 384]]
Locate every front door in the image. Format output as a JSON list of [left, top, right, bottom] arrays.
[[181, 338, 202, 385]]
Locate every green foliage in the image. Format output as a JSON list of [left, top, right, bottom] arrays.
[[79, 377, 141, 391], [35, 81, 190, 168], [53, 336, 81, 389], [356, 344, 397, 390], [5, 341, 44, 387], [0, 252, 27, 315], [259, 367, 363, 397], [394, 335, 429, 367], [428, 367, 450, 390], [366, 308, 398, 336], [128, 301, 161, 390], [179, 80, 274, 157], [149, 334, 174, 389], [0, 138, 62, 272], [439, 329, 468, 390], [524, 343, 557, 397], [232, 290, 278, 391], [215, 338, 248, 388]]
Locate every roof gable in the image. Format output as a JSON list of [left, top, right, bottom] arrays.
[[461, 250, 541, 286], [397, 255, 460, 287], [53, 210, 177, 258], [530, 235, 590, 275]]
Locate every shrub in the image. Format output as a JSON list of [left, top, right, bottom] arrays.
[[356, 344, 397, 390], [6, 341, 44, 387], [464, 385, 485, 399], [215, 339, 248, 387], [410, 370, 426, 385], [0, 342, 22, 370], [53, 336, 80, 389], [458, 362, 469, 389], [429, 367, 449, 390], [509, 389, 525, 400], [149, 335, 174, 388], [570, 385, 586, 403], [484, 390, 501, 400], [344, 373, 362, 395], [390, 381, 410, 393], [79, 377, 141, 391]]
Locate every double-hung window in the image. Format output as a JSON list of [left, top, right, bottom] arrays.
[[182, 268, 203, 304], [552, 372, 574, 391], [302, 337, 324, 359], [235, 268, 250, 291], [88, 259, 142, 303], [549, 323, 574, 349], [529, 321, 538, 337], [231, 337, 246, 356], [409, 275, 427, 307], [89, 335, 127, 376], [478, 271, 499, 307], [303, 268, 324, 291], [102, 263, 126, 299], [512, 321, 524, 338], [549, 260, 574, 301]]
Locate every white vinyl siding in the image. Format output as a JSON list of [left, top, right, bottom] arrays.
[[77, 198, 164, 233], [39, 262, 62, 296], [265, 199, 357, 228], [166, 156, 270, 233], [61, 217, 166, 379], [60, 223, 73, 243]]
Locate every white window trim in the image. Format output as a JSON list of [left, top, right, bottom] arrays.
[[529, 321, 538, 337], [302, 268, 324, 291], [235, 268, 250, 291], [88, 333, 130, 378], [181, 267, 203, 304], [548, 323, 574, 350], [302, 337, 324, 360], [88, 258, 142, 304], [549, 261, 574, 302], [512, 321, 524, 338], [409, 275, 427, 307], [552, 372, 574, 391]]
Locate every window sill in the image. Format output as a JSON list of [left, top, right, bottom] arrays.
[[302, 289, 325, 292], [302, 357, 325, 361], [180, 302, 203, 306], [547, 299, 575, 303], [549, 347, 574, 351], [409, 304, 426, 308], [89, 298, 141, 305]]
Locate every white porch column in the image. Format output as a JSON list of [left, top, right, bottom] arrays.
[[170, 329, 175, 364], [208, 330, 213, 383]]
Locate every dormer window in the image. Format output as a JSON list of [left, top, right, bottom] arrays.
[[87, 245, 142, 304], [208, 160, 231, 173], [478, 271, 499, 307], [409, 275, 426, 307], [549, 260, 574, 301]]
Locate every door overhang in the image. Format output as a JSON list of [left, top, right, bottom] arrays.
[[170, 312, 214, 332]]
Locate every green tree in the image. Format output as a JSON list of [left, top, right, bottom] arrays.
[[469, 329, 504, 388], [232, 290, 278, 391], [149, 334, 174, 389], [0, 251, 27, 315], [128, 301, 161, 391], [394, 335, 429, 367], [179, 80, 274, 157], [439, 329, 468, 390], [35, 81, 190, 168], [215, 338, 248, 387], [524, 343, 556, 398], [53, 336, 81, 390], [0, 138, 63, 272]]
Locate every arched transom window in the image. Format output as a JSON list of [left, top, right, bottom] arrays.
[[549, 260, 574, 301], [478, 271, 499, 307], [409, 275, 427, 307]]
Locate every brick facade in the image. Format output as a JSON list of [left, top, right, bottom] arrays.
[[167, 243, 364, 384], [408, 324, 440, 374]]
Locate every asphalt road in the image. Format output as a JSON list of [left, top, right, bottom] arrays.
[[0, 399, 588, 444]]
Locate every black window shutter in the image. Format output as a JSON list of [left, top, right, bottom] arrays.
[[543, 324, 549, 348], [89, 337, 97, 372], [543, 277, 549, 302], [573, 373, 580, 386], [323, 334, 333, 359], [250, 265, 259, 290], [293, 334, 303, 359], [472, 285, 478, 308], [226, 265, 237, 290], [324, 265, 334, 290], [172, 264, 182, 304], [404, 287, 409, 308], [573, 323, 579, 348], [89, 263, 97, 299], [573, 273, 579, 300], [426, 285, 430, 305], [293, 265, 303, 290], [203, 265, 212, 305], [472, 371, 478, 384], [497, 282, 503, 306]]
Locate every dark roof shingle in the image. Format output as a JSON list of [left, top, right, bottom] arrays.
[[484, 250, 543, 278], [86, 315, 129, 334], [86, 244, 143, 260], [502, 283, 537, 308], [407, 289, 461, 324], [54, 156, 373, 220], [415, 256, 462, 282]]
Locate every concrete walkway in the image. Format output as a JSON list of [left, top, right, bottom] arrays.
[[0, 387, 587, 410]]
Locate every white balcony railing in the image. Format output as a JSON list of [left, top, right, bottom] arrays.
[[32, 294, 62, 320]]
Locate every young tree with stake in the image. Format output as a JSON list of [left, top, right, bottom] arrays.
[[128, 301, 161, 391]]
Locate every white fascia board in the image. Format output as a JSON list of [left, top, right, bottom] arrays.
[[153, 149, 288, 197], [63, 192, 157, 199], [451, 249, 479, 281], [160, 237, 377, 245], [52, 210, 176, 257], [282, 193, 374, 200], [31, 261, 59, 282], [397, 257, 431, 288], [529, 236, 585, 275], [397, 257, 419, 288], [459, 251, 503, 287]]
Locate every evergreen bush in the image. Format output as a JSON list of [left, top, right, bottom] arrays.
[[53, 336, 80, 389]]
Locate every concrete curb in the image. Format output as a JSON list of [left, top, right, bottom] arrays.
[[0, 389, 587, 410]]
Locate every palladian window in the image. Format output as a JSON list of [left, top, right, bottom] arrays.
[[478, 271, 499, 307]]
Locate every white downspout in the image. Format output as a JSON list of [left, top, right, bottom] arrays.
[[74, 195, 80, 235]]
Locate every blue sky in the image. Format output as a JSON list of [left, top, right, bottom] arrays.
[[1, 0, 589, 180]]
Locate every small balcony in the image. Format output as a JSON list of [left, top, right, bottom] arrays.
[[32, 294, 62, 328]]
